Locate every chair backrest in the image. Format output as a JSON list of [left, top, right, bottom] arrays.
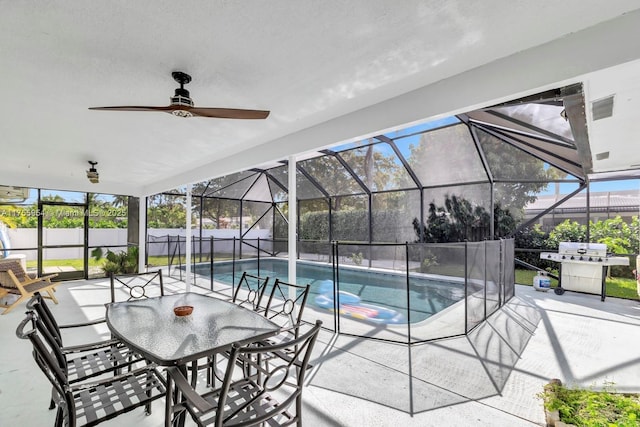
[[26, 292, 64, 346], [17, 310, 165, 426], [213, 320, 322, 426], [110, 270, 164, 302], [16, 312, 70, 410], [226, 320, 322, 425], [262, 279, 311, 331], [232, 271, 270, 311], [0, 259, 25, 287]]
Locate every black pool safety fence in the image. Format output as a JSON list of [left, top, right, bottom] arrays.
[[146, 235, 515, 344]]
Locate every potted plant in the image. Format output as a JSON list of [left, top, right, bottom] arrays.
[[92, 246, 139, 275]]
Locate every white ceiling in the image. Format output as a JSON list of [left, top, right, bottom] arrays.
[[2, 1, 640, 197]]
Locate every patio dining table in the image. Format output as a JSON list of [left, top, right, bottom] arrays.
[[105, 292, 280, 426]]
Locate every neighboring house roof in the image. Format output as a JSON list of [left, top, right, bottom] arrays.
[[526, 189, 640, 213]]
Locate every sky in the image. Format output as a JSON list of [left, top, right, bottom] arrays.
[[11, 178, 639, 207], [333, 117, 640, 197], [5, 114, 640, 205], [540, 179, 640, 196], [9, 166, 640, 207]]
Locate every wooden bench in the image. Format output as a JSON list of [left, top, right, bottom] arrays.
[[0, 259, 59, 315]]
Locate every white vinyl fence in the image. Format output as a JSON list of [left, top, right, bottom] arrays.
[[4, 228, 272, 260]]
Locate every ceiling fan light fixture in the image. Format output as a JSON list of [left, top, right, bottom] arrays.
[[171, 109, 194, 118], [87, 161, 99, 184]]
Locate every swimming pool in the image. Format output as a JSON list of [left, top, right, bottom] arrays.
[[193, 258, 465, 324]]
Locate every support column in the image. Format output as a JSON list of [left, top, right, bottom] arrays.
[[586, 178, 591, 242], [288, 156, 297, 286], [136, 197, 146, 273], [185, 185, 192, 292]]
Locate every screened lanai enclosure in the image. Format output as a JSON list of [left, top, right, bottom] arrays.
[[148, 84, 593, 343]]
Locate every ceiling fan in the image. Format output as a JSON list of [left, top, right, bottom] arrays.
[[89, 71, 270, 119]]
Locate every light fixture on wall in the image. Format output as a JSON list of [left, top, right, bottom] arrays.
[[87, 161, 99, 184]]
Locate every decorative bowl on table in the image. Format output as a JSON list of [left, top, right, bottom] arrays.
[[173, 305, 194, 317]]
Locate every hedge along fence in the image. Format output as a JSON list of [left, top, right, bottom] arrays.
[[514, 218, 640, 276], [299, 209, 416, 243]]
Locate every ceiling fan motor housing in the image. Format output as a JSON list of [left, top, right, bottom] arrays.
[[171, 87, 194, 107], [86, 161, 99, 184], [170, 71, 194, 108]]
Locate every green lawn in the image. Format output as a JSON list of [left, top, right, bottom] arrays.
[[145, 255, 234, 266], [27, 259, 103, 270], [27, 255, 232, 271], [24, 258, 640, 301], [516, 269, 639, 300]]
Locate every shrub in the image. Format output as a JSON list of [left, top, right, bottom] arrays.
[[300, 209, 409, 242], [92, 246, 139, 275], [539, 380, 640, 426], [546, 220, 586, 249]]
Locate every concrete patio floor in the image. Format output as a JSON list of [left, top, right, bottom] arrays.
[[1, 275, 639, 426]]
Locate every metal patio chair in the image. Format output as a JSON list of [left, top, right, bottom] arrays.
[[221, 279, 312, 382], [231, 271, 270, 311], [109, 270, 164, 302], [251, 279, 312, 375], [26, 293, 148, 409], [201, 272, 271, 387], [16, 311, 166, 427], [166, 320, 322, 427], [261, 279, 311, 333], [27, 293, 145, 377], [27, 291, 109, 348]]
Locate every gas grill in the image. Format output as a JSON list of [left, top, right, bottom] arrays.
[[540, 242, 629, 301]]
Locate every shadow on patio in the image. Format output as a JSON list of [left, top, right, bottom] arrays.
[[1, 276, 639, 426]]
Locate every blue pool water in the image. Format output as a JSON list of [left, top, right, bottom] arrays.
[[194, 258, 465, 324]]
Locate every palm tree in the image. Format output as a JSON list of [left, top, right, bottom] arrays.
[[112, 195, 129, 208], [0, 205, 23, 228]]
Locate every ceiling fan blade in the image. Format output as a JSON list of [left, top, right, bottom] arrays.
[[90, 105, 270, 119], [89, 106, 176, 112], [189, 107, 270, 119]]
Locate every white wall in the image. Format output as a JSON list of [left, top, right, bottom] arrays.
[[147, 228, 271, 239], [6, 228, 129, 260], [5, 228, 272, 260], [146, 228, 273, 257]]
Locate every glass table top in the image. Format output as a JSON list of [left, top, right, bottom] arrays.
[[105, 293, 280, 366]]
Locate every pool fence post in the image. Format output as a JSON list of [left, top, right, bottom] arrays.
[[232, 237, 236, 297], [499, 238, 504, 306], [405, 242, 411, 345], [333, 241, 340, 333], [406, 241, 415, 415], [178, 235, 183, 281], [484, 239, 487, 321], [167, 235, 170, 275], [192, 235, 196, 285], [464, 240, 468, 334], [145, 236, 149, 274], [257, 237, 260, 276], [209, 236, 214, 291]]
